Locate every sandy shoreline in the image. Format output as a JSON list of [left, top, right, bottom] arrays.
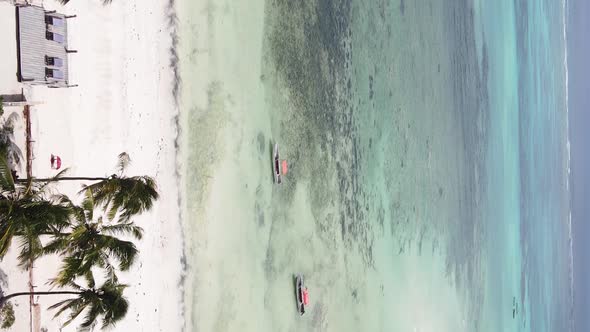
[[0, 0, 185, 331]]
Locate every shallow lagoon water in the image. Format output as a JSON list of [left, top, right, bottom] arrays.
[[178, 0, 572, 331]]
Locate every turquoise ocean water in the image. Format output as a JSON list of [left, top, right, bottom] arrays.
[[178, 0, 572, 331]]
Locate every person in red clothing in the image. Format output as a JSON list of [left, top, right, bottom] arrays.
[[50, 154, 62, 170]]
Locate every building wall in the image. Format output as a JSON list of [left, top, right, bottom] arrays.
[[0, 2, 22, 95], [17, 5, 69, 86]]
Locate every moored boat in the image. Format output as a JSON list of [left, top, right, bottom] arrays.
[[273, 143, 282, 184], [294, 274, 309, 315]]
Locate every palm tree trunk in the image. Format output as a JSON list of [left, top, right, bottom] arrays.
[[16, 176, 108, 183], [0, 291, 80, 306]]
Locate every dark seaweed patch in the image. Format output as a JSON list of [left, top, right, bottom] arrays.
[[257, 132, 265, 155], [255, 201, 265, 227]]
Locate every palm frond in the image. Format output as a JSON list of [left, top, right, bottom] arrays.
[[0, 221, 15, 258], [101, 261, 119, 284], [48, 167, 70, 183], [116, 152, 130, 176], [81, 304, 101, 328], [50, 219, 141, 284], [103, 236, 138, 271], [3, 140, 22, 167], [58, 0, 115, 5], [43, 237, 70, 256], [49, 279, 129, 330], [81, 189, 95, 221], [62, 301, 88, 327], [51, 296, 87, 327], [48, 298, 76, 312], [16, 233, 43, 268], [107, 203, 119, 222], [84, 270, 96, 289], [90, 175, 159, 221], [49, 297, 79, 313], [52, 193, 75, 207], [0, 156, 15, 192], [2, 112, 19, 127], [52, 256, 85, 287], [0, 112, 23, 167], [101, 223, 143, 240], [100, 289, 128, 329], [62, 278, 84, 292]]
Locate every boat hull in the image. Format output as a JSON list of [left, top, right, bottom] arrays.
[[273, 143, 282, 184], [294, 274, 305, 315]]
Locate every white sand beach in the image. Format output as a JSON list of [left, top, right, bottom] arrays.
[[0, 0, 184, 331]]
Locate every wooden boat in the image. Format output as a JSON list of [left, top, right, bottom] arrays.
[[273, 143, 282, 184], [294, 274, 308, 315]]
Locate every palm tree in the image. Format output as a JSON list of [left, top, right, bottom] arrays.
[[0, 276, 128, 329], [17, 153, 159, 222], [0, 101, 23, 168], [86, 174, 158, 222], [0, 196, 73, 268], [44, 189, 143, 286], [0, 157, 73, 268], [58, 0, 114, 5]]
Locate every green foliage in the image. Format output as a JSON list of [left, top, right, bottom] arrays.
[[0, 190, 74, 268], [83, 153, 159, 222], [0, 151, 157, 330], [45, 189, 143, 286], [0, 199, 72, 268], [0, 156, 14, 193], [0, 302, 15, 329], [0, 277, 128, 330], [49, 276, 128, 329]]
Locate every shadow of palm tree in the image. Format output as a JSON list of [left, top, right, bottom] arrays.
[[0, 268, 7, 297]]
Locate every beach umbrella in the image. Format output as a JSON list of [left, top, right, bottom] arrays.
[[51, 154, 62, 170]]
